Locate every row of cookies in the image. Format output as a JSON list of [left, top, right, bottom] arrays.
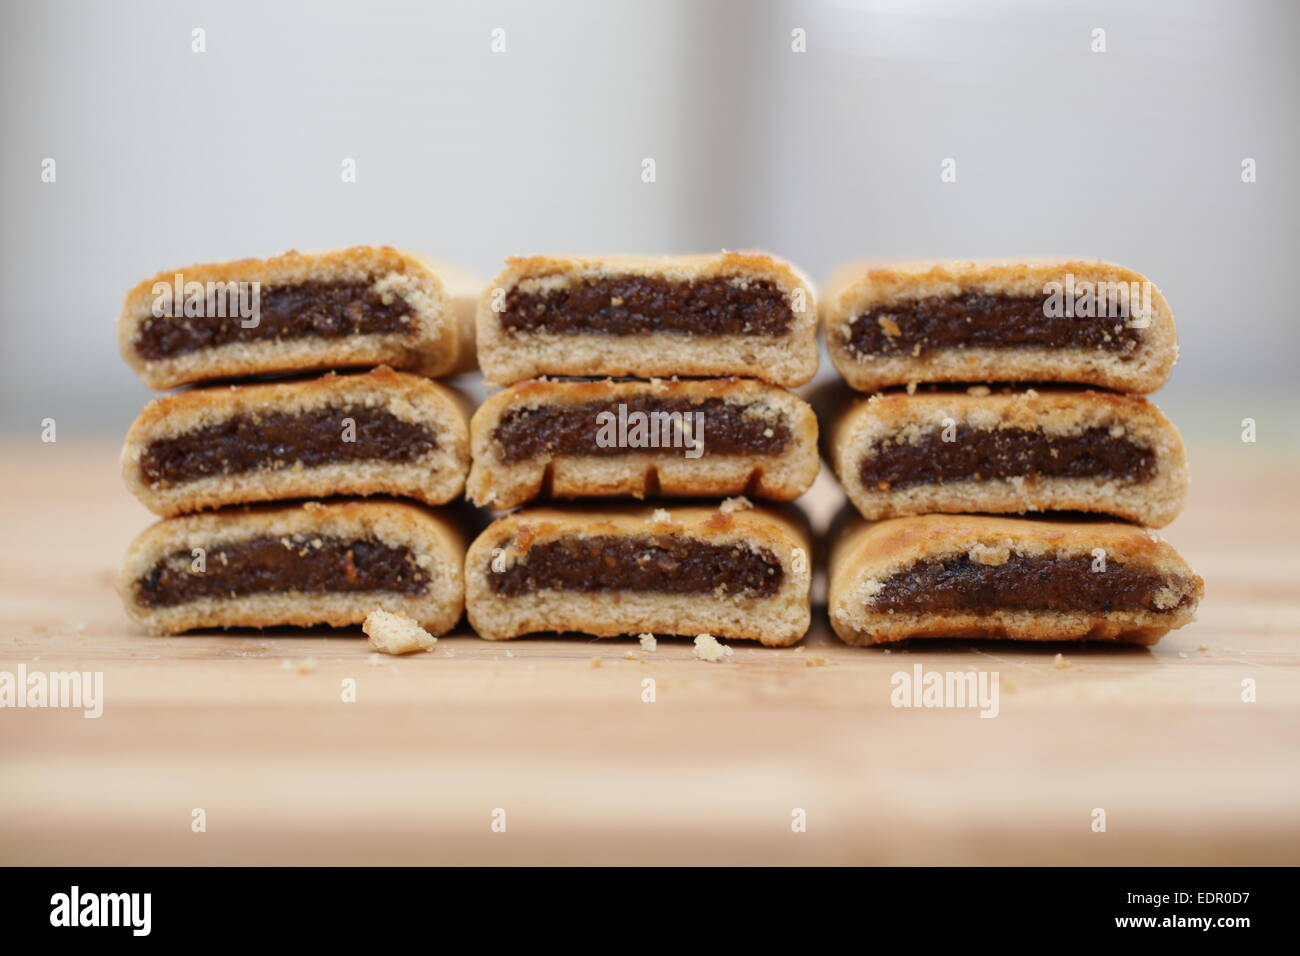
[[116, 247, 824, 643], [116, 248, 1202, 649], [817, 259, 1203, 646], [118, 248, 480, 635], [465, 253, 821, 645]]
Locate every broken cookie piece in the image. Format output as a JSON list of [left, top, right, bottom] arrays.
[[828, 512, 1202, 646], [119, 246, 480, 389], [477, 252, 818, 386], [465, 503, 811, 646], [364, 609, 439, 655], [693, 633, 733, 662], [119, 500, 465, 635], [122, 367, 471, 516]]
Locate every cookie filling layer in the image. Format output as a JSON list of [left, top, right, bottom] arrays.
[[502, 276, 793, 337], [846, 293, 1143, 358], [135, 281, 415, 360], [488, 535, 783, 597], [140, 406, 439, 486], [494, 398, 790, 463], [135, 535, 430, 608], [868, 554, 1193, 614], [860, 426, 1154, 490]]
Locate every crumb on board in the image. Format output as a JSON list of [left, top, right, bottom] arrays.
[[590, 656, 603, 669], [804, 655, 829, 668], [1053, 653, 1071, 670], [623, 651, 640, 661], [638, 633, 657, 652], [693, 633, 733, 663], [281, 657, 318, 674], [363, 609, 438, 656]]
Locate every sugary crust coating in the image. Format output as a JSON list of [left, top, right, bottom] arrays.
[[828, 513, 1203, 646], [829, 388, 1188, 526], [468, 376, 819, 508], [465, 503, 812, 646], [119, 246, 481, 388], [121, 367, 471, 516], [119, 500, 465, 635], [477, 251, 819, 386], [821, 258, 1177, 393]]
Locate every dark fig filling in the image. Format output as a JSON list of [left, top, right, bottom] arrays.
[[487, 535, 783, 597], [135, 281, 415, 360], [140, 406, 438, 486], [135, 535, 429, 608], [494, 398, 790, 463], [869, 554, 1192, 614], [860, 426, 1154, 489], [845, 293, 1142, 358], [501, 276, 793, 336]]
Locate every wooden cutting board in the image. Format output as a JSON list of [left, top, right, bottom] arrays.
[[2, 441, 1297, 865]]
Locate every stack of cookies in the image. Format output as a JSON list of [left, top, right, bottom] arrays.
[[116, 247, 478, 637], [464, 252, 819, 647], [818, 259, 1203, 647]]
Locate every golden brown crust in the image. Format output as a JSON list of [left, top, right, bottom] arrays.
[[828, 513, 1203, 646], [119, 499, 465, 635], [122, 367, 471, 516], [119, 246, 481, 389], [477, 251, 819, 386], [821, 258, 1178, 393], [465, 502, 812, 645], [467, 377, 819, 508], [828, 387, 1188, 526]]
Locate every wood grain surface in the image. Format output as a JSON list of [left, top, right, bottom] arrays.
[[2, 440, 1297, 865]]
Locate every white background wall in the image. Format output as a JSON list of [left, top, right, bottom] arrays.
[[2, 0, 1296, 446]]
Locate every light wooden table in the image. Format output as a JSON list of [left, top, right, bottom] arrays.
[[2, 440, 1297, 865]]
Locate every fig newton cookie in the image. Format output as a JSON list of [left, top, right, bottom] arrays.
[[829, 387, 1188, 527], [120, 500, 465, 635], [465, 503, 812, 645], [119, 246, 480, 389], [828, 513, 1202, 646], [822, 258, 1177, 393], [468, 377, 819, 509], [478, 251, 819, 386], [122, 367, 471, 517]]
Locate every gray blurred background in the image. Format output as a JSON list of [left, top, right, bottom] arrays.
[[2, 0, 1297, 447]]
